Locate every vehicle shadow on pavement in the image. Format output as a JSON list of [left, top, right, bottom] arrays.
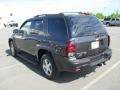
[[6, 49, 97, 83], [55, 68, 96, 83]]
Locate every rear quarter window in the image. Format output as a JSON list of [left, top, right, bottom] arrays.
[[48, 16, 68, 41]]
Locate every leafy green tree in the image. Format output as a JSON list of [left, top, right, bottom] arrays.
[[89, 11, 120, 19], [107, 11, 120, 18], [95, 13, 105, 19]]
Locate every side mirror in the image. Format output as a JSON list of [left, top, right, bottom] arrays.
[[13, 29, 19, 33], [19, 30, 24, 34]]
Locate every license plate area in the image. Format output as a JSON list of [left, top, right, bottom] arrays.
[[91, 41, 99, 49]]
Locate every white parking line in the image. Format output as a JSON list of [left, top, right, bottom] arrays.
[[0, 63, 22, 71], [80, 60, 120, 90]]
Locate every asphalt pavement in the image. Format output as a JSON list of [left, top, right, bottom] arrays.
[[0, 26, 120, 90]]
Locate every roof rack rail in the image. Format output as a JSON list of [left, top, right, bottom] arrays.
[[59, 12, 81, 15], [33, 14, 46, 18], [59, 12, 91, 15]]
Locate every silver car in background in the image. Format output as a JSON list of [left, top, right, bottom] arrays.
[[103, 18, 120, 26]]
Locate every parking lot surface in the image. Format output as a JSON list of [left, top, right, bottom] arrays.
[[0, 26, 120, 90]]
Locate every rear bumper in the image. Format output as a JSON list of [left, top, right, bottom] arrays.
[[54, 48, 112, 72]]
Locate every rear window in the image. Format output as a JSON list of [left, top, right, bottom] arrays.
[[65, 15, 106, 37], [48, 16, 67, 41]]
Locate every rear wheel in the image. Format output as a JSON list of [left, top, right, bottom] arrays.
[[41, 54, 59, 80], [10, 41, 17, 57]]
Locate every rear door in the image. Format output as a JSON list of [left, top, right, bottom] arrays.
[[24, 19, 46, 55]]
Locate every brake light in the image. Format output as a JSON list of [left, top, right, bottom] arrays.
[[64, 42, 75, 56]]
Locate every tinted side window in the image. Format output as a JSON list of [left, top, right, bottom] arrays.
[[116, 19, 119, 21], [48, 17, 67, 41], [32, 20, 43, 30], [112, 18, 115, 21], [20, 21, 32, 34], [31, 20, 44, 35]]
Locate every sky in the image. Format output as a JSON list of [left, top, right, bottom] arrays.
[[0, 0, 120, 23]]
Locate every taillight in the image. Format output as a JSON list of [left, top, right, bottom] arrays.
[[64, 42, 75, 56], [108, 35, 110, 46]]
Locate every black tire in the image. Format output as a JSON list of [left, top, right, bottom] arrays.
[[40, 54, 59, 80], [10, 41, 17, 57], [106, 23, 110, 26]]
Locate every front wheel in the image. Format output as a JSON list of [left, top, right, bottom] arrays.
[[10, 41, 17, 57], [41, 54, 59, 80], [106, 23, 110, 26]]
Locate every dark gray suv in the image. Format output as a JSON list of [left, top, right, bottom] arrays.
[[9, 13, 112, 79]]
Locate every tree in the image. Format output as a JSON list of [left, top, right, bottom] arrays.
[[95, 13, 105, 19], [107, 11, 120, 18]]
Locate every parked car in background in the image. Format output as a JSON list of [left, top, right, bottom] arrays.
[[9, 12, 112, 79], [103, 18, 120, 26], [4, 20, 18, 27]]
